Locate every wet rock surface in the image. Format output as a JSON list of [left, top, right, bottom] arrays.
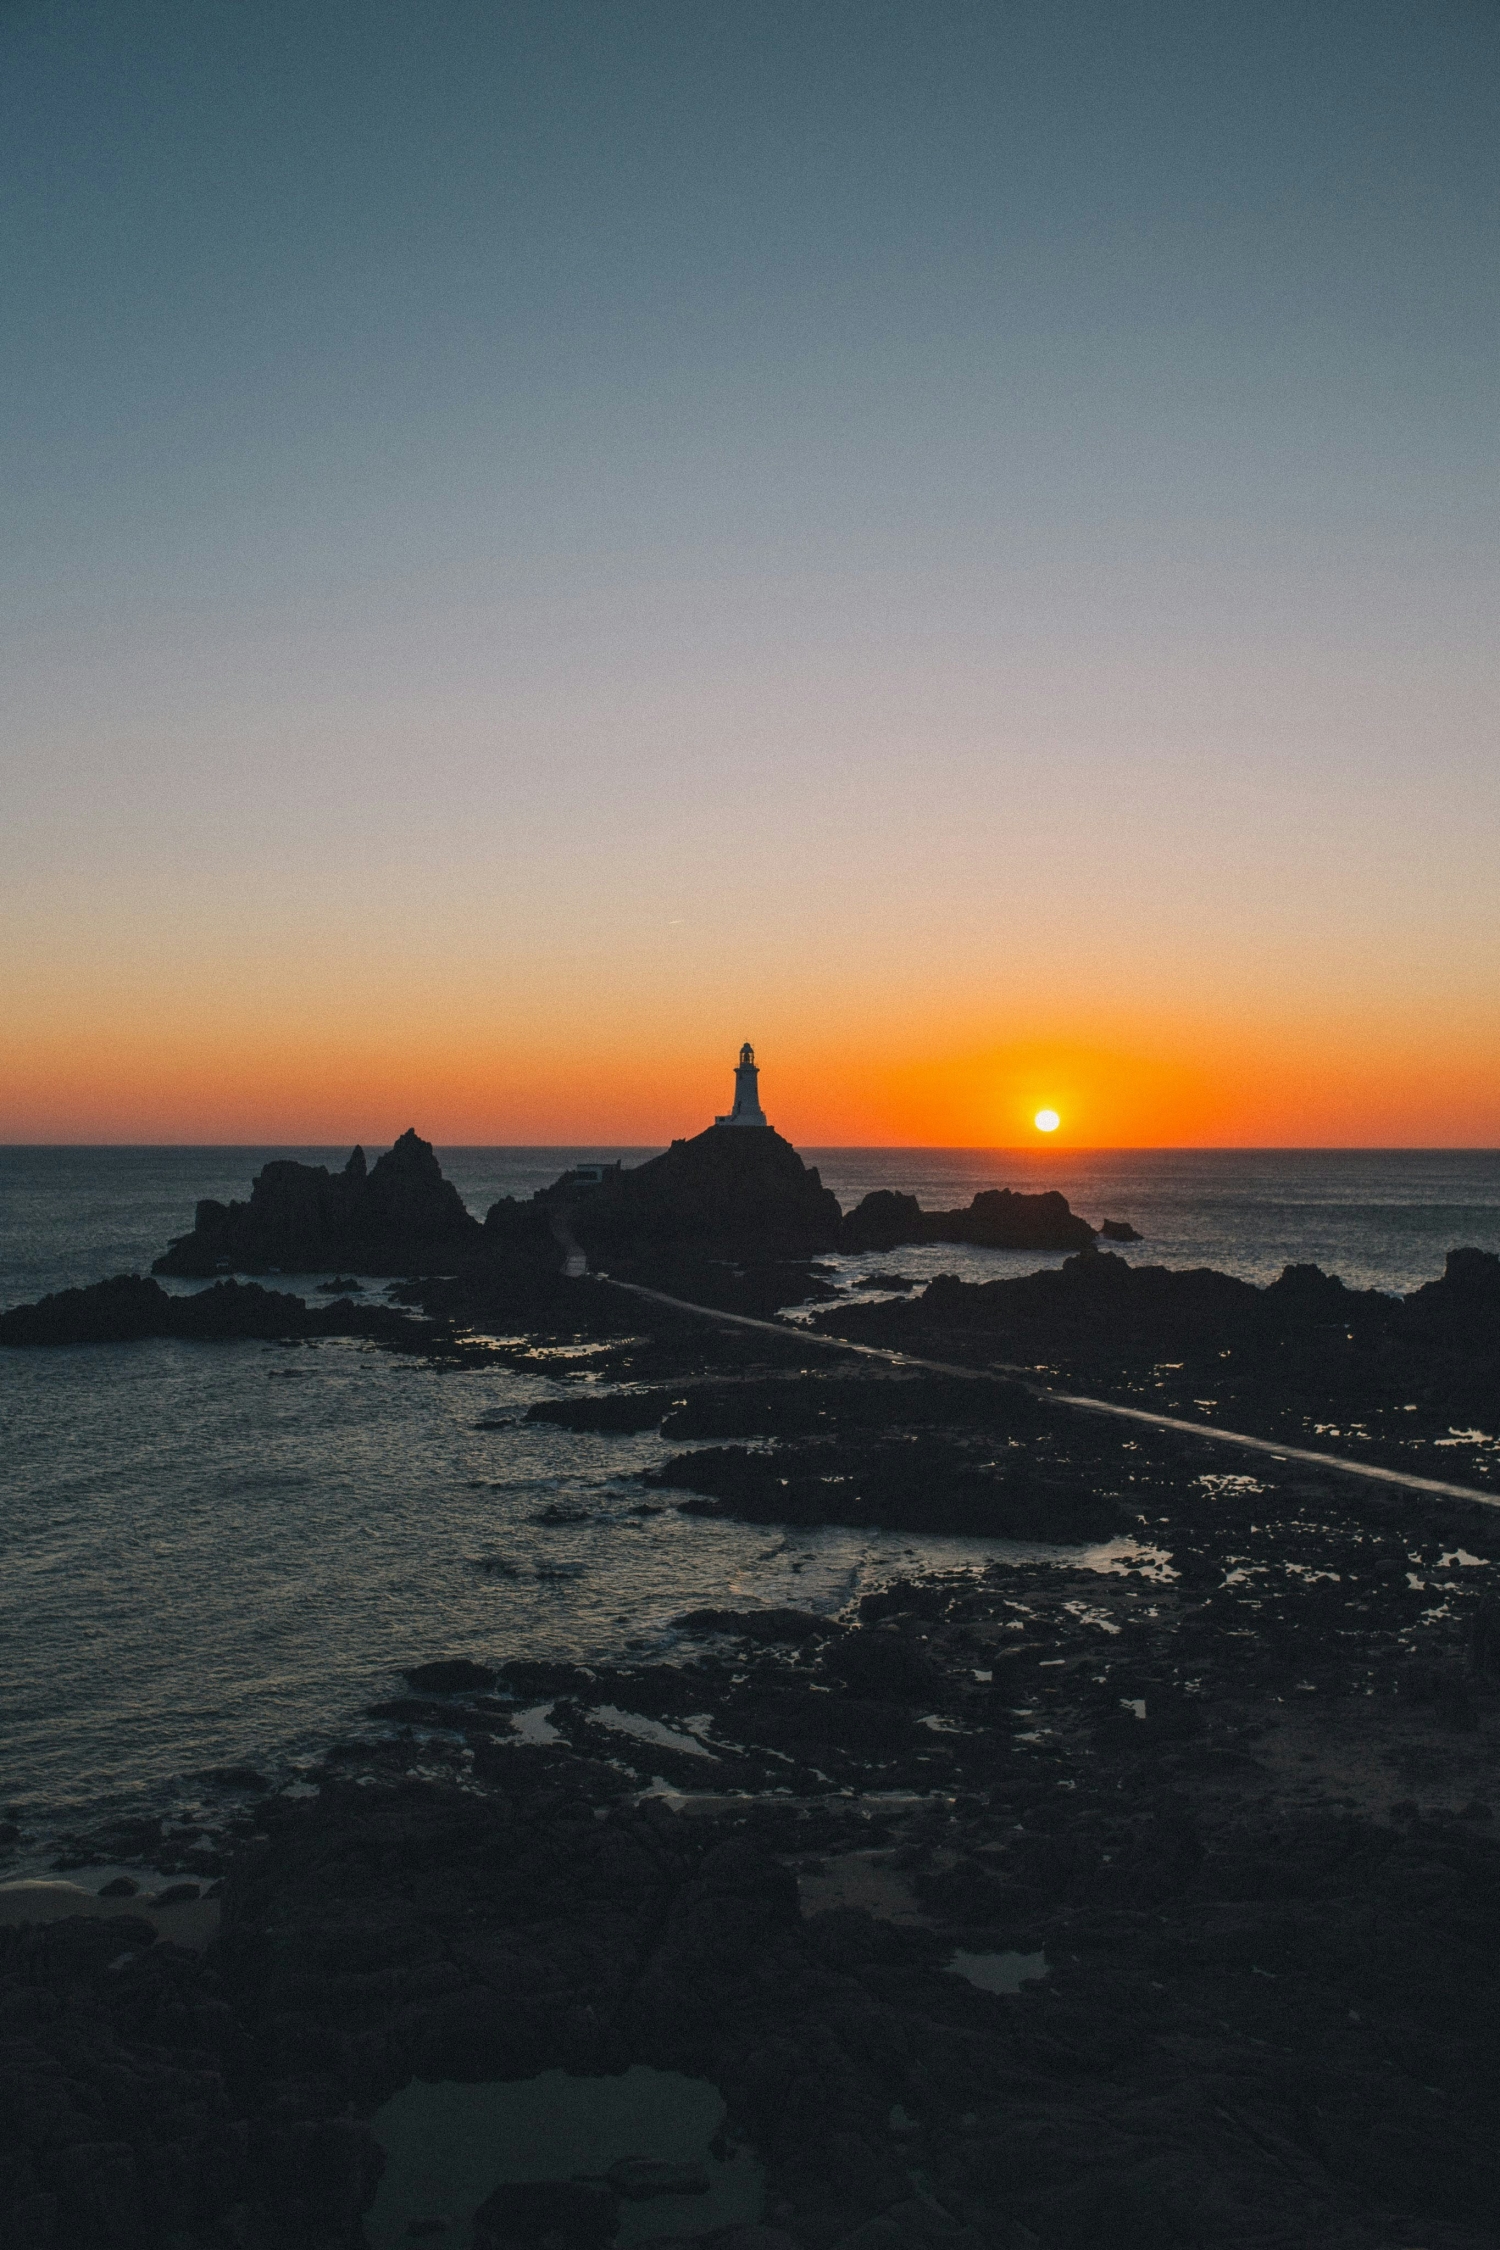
[[11, 1355, 1500, 2248], [815, 1246, 1500, 1493], [17, 1523, 1494, 2247], [9, 1252, 1500, 2245], [0, 1912, 253, 2247], [651, 1438, 1127, 1540]]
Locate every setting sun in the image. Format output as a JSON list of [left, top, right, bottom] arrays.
[[1034, 1109, 1061, 1133]]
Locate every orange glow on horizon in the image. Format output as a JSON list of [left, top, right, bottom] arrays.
[[4, 1004, 1499, 1148]]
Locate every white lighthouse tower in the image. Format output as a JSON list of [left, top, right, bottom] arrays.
[[715, 1041, 770, 1129]]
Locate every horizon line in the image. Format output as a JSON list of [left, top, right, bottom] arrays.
[[5, 1141, 1500, 1157]]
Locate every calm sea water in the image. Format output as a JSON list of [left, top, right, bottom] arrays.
[[3, 1145, 1498, 1866]]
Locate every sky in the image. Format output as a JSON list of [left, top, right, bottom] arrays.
[[2, 0, 1496, 1145]]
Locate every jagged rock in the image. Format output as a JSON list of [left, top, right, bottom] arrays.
[[519, 1127, 843, 1261], [839, 1187, 1095, 1254], [153, 1129, 481, 1277], [1098, 1219, 1142, 1242]]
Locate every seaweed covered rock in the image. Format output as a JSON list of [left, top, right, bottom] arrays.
[[153, 1129, 481, 1277]]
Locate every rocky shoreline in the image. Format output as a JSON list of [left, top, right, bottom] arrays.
[[6, 1276, 1500, 2250], [6, 1141, 1500, 2248]]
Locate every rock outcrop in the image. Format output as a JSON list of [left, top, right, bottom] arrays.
[[1405, 1245, 1500, 1341], [839, 1185, 1096, 1254], [502, 1127, 844, 1263], [0, 1913, 259, 2249], [813, 1245, 1500, 1481], [0, 1274, 418, 1348], [152, 1130, 481, 1277]]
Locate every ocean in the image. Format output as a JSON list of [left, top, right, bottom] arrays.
[[3, 1144, 1499, 1870]]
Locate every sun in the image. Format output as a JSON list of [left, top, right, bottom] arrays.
[[1034, 1109, 1060, 1133]]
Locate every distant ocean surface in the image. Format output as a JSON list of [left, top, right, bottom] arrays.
[[4, 1145, 1499, 1871]]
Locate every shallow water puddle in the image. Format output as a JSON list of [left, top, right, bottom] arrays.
[[365, 2065, 763, 2248], [946, 1949, 1048, 1994], [589, 1705, 719, 1759], [509, 1703, 561, 1745]]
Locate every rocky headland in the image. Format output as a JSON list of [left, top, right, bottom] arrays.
[[39, 1128, 1122, 1324], [153, 1131, 482, 1279], [496, 1126, 846, 1265]]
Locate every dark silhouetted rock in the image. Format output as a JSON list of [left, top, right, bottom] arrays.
[[526, 1392, 672, 1433], [479, 1194, 560, 1257], [675, 1606, 830, 1643], [204, 1766, 271, 1794], [1406, 1247, 1500, 1342], [520, 1126, 843, 1262], [472, 2180, 620, 2250], [652, 1436, 1126, 1540], [0, 1274, 312, 1346], [0, 1908, 249, 2245], [403, 1660, 496, 1694], [840, 1186, 1095, 1254], [606, 2156, 710, 2198], [1099, 1218, 1142, 1242], [153, 1129, 481, 1276], [0, 1273, 421, 1350]]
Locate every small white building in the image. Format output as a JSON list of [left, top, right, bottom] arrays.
[[714, 1041, 770, 1129]]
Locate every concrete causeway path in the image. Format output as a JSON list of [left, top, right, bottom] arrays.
[[599, 1274, 1500, 1513]]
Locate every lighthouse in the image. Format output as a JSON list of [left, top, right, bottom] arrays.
[[715, 1041, 770, 1129]]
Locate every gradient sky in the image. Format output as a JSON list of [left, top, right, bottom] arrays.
[[3, 0, 1497, 1144]]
